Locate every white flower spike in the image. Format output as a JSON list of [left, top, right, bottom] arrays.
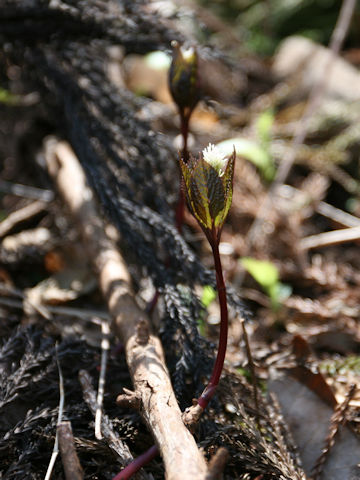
[[202, 143, 228, 176]]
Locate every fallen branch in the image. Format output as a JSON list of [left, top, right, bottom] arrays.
[[45, 137, 208, 480], [57, 421, 84, 480]]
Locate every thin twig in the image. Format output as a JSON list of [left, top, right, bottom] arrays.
[[44, 345, 65, 480], [0, 282, 109, 322], [95, 319, 111, 440], [0, 178, 54, 202], [79, 372, 133, 462], [300, 225, 360, 250], [0, 200, 47, 238], [312, 384, 357, 480], [57, 421, 84, 480], [0, 281, 52, 319], [277, 184, 360, 228]]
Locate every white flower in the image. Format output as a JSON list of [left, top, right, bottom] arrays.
[[181, 46, 196, 61], [202, 144, 228, 176]]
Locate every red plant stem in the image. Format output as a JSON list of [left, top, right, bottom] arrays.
[[175, 110, 190, 232], [112, 445, 158, 480], [180, 110, 190, 163], [197, 235, 228, 410], [175, 184, 185, 233]]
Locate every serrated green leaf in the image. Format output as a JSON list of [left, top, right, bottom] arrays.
[[180, 149, 234, 235], [190, 159, 213, 229], [219, 151, 235, 226], [205, 163, 225, 223]]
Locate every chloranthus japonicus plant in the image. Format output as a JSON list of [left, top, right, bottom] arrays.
[[181, 143, 235, 411], [169, 40, 200, 161], [169, 41, 200, 231]]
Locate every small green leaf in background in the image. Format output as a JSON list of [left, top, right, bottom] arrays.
[[201, 285, 216, 308], [256, 109, 274, 147], [0, 87, 19, 105], [241, 257, 279, 288], [241, 257, 291, 310], [216, 137, 276, 182], [197, 285, 217, 336]]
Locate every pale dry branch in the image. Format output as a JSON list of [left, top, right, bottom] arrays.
[[45, 138, 208, 480], [277, 184, 360, 228], [0, 200, 47, 238], [0, 178, 53, 202], [44, 347, 65, 480], [57, 421, 84, 480], [95, 319, 111, 440], [300, 225, 360, 250]]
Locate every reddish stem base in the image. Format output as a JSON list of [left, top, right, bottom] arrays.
[[112, 445, 159, 480]]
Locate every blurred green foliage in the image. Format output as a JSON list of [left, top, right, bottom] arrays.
[[0, 87, 19, 105], [196, 0, 360, 55], [198, 285, 217, 336], [241, 257, 292, 310], [320, 355, 360, 376]]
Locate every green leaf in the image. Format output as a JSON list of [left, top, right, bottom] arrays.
[[0, 87, 19, 105], [256, 109, 274, 147], [241, 257, 292, 311], [190, 159, 213, 229], [201, 285, 216, 308], [241, 257, 279, 289]]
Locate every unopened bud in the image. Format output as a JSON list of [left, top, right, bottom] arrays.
[[180, 143, 235, 241], [169, 40, 200, 118]]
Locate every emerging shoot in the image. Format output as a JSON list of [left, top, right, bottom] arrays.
[[169, 40, 201, 231], [169, 40, 200, 159], [180, 143, 235, 410], [114, 144, 235, 479]]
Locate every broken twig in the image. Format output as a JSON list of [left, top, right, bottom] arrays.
[[45, 138, 208, 479], [57, 421, 84, 480]]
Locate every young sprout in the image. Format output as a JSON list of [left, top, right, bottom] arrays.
[[169, 40, 201, 231], [180, 143, 235, 409], [169, 40, 200, 161]]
